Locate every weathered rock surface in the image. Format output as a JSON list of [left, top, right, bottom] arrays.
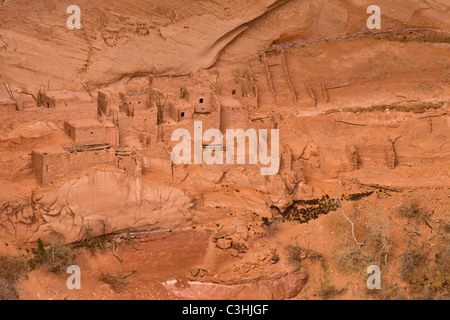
[[164, 272, 307, 300], [1, 0, 449, 92], [1, 171, 195, 243]]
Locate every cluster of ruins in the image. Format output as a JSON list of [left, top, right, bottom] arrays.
[[17, 65, 266, 186], [2, 45, 445, 187]]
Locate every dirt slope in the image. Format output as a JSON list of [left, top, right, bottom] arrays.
[[0, 0, 449, 300]]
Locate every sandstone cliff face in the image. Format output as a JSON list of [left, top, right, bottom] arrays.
[[1, 171, 195, 243], [0, 0, 449, 301], [0, 0, 287, 91], [1, 0, 449, 92], [163, 272, 307, 300], [0, 167, 302, 244]]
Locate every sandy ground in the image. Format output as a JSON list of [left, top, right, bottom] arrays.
[[14, 188, 449, 300]]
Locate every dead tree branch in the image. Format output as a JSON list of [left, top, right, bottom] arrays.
[[112, 241, 122, 263], [106, 270, 137, 279], [337, 200, 364, 246]]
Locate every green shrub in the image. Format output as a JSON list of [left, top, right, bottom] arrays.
[[29, 238, 75, 273]]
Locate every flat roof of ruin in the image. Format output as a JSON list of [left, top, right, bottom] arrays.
[[42, 91, 76, 99], [218, 96, 241, 107], [0, 99, 15, 105], [174, 100, 194, 108], [65, 118, 115, 128], [33, 145, 67, 155], [120, 91, 148, 96], [187, 86, 211, 93]]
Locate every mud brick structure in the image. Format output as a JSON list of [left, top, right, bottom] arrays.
[[15, 95, 36, 111], [40, 91, 95, 109], [216, 78, 244, 98], [40, 91, 75, 108], [218, 96, 248, 130], [186, 86, 212, 111], [0, 99, 17, 116], [32, 146, 115, 185], [193, 93, 221, 134], [64, 119, 118, 146], [129, 108, 159, 130], [98, 91, 116, 117], [2, 0, 450, 300], [0, 86, 36, 113], [170, 100, 194, 123], [115, 150, 142, 175], [120, 91, 149, 114]]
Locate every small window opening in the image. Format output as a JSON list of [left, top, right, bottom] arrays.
[[232, 89, 236, 95], [199, 98, 204, 103], [181, 112, 185, 118]]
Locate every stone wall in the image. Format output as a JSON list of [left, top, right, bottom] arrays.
[[32, 148, 115, 185]]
